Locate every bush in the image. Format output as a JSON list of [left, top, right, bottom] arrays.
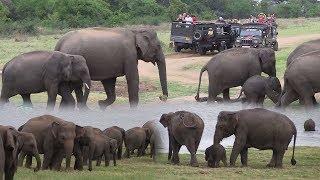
[[53, 0, 112, 28], [12, 0, 55, 20], [0, 20, 38, 36], [167, 0, 189, 21], [0, 3, 10, 22]]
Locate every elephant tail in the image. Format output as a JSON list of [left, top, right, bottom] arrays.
[[195, 65, 208, 102], [291, 130, 297, 166]]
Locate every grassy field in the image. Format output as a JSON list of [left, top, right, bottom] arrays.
[[15, 147, 320, 179]]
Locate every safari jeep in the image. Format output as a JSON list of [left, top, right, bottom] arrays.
[[170, 21, 236, 55], [235, 23, 278, 51]]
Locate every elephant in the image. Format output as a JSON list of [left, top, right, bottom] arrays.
[[214, 108, 297, 168], [195, 48, 276, 103], [0, 134, 4, 180], [236, 75, 282, 105], [279, 50, 320, 108], [0, 51, 91, 110], [205, 144, 227, 168], [142, 120, 161, 161], [12, 129, 41, 172], [304, 119, 315, 131], [160, 111, 204, 167], [54, 28, 168, 109], [286, 39, 320, 66], [18, 115, 85, 171], [103, 126, 125, 160], [0, 125, 20, 180], [124, 127, 151, 158]]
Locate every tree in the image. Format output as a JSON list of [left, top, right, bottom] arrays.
[[167, 0, 189, 20]]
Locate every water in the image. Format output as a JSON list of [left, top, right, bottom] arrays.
[[0, 101, 319, 154]]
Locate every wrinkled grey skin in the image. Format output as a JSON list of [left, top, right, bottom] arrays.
[[103, 126, 125, 160], [160, 111, 204, 167], [279, 51, 320, 108], [214, 108, 297, 168], [14, 129, 41, 172], [55, 28, 168, 109], [0, 133, 4, 180], [0, 51, 91, 110], [19, 115, 85, 171], [124, 127, 151, 158], [236, 75, 282, 105], [205, 144, 227, 168], [142, 120, 161, 161], [83, 127, 117, 167], [304, 119, 316, 131], [0, 125, 20, 180], [195, 48, 276, 103]]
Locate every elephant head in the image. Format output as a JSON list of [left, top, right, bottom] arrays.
[[159, 112, 174, 128], [213, 111, 238, 145], [15, 131, 41, 172], [265, 76, 282, 103], [50, 122, 84, 170], [109, 139, 118, 166], [134, 29, 168, 101], [258, 48, 276, 77]]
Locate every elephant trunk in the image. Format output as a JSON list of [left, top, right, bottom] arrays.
[[34, 152, 41, 172], [156, 52, 168, 101], [64, 140, 74, 171], [213, 131, 223, 145]]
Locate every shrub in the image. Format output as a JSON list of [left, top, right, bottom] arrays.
[[12, 0, 55, 20], [167, 0, 189, 21], [0, 3, 10, 22]]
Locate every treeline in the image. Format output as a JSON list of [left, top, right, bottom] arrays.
[[0, 0, 320, 35]]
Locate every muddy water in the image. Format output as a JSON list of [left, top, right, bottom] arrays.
[[0, 101, 319, 153]]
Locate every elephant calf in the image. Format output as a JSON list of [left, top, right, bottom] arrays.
[[304, 119, 316, 131], [160, 111, 204, 167], [237, 75, 281, 105], [214, 108, 297, 168], [103, 126, 126, 160], [124, 127, 151, 158], [205, 144, 227, 168], [142, 120, 161, 161]]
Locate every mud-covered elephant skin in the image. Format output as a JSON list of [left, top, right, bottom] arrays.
[[0, 51, 91, 110], [142, 120, 161, 161], [103, 126, 125, 160], [195, 48, 276, 102], [18, 115, 85, 171], [304, 119, 316, 131], [124, 127, 151, 158], [12, 129, 41, 172], [0, 125, 20, 180], [55, 28, 168, 109], [205, 144, 227, 168], [160, 111, 204, 167], [214, 108, 297, 168], [236, 75, 281, 105], [279, 51, 320, 108]]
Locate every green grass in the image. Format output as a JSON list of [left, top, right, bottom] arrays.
[[277, 18, 320, 37], [15, 147, 320, 179]]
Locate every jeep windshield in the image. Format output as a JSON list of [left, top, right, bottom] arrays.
[[240, 28, 262, 37]]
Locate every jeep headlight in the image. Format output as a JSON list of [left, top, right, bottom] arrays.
[[253, 39, 259, 44], [236, 39, 241, 43]]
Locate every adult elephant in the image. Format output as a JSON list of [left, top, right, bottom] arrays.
[[214, 108, 297, 168], [279, 50, 320, 108], [55, 28, 168, 109], [18, 115, 85, 171], [103, 126, 125, 160], [286, 39, 320, 66], [160, 111, 204, 167], [195, 48, 276, 102], [0, 51, 91, 110]]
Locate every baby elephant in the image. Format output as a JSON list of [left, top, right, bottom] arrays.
[[205, 144, 227, 168], [304, 119, 316, 131], [124, 127, 151, 158], [160, 111, 204, 167], [237, 75, 281, 105]]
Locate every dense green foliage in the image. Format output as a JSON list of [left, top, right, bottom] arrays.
[[1, 0, 320, 35]]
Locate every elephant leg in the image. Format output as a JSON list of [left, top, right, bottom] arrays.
[[240, 148, 248, 167], [223, 89, 230, 101], [46, 84, 59, 110], [42, 151, 54, 170], [267, 150, 277, 167], [98, 78, 117, 110], [275, 149, 285, 168], [25, 155, 32, 169], [125, 67, 139, 108], [230, 136, 246, 167], [96, 157, 102, 167], [138, 142, 146, 157], [21, 94, 33, 107], [59, 84, 76, 110], [51, 151, 64, 171], [124, 146, 131, 158], [171, 138, 181, 165], [117, 146, 122, 160], [257, 96, 265, 107], [18, 152, 27, 167], [168, 131, 173, 161], [186, 139, 198, 167]]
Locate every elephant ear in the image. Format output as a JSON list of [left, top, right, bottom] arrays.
[[44, 52, 72, 82], [181, 113, 197, 129], [135, 30, 151, 60], [50, 122, 60, 139], [160, 113, 170, 128], [4, 128, 16, 152], [75, 125, 85, 138]]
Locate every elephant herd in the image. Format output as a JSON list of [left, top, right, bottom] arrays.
[[0, 115, 159, 180]]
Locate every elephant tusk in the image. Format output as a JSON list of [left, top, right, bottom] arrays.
[[84, 83, 90, 89]]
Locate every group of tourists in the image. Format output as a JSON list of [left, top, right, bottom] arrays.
[[249, 13, 277, 25], [176, 13, 198, 24]]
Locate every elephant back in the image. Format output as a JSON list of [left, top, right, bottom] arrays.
[[175, 111, 203, 129]]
